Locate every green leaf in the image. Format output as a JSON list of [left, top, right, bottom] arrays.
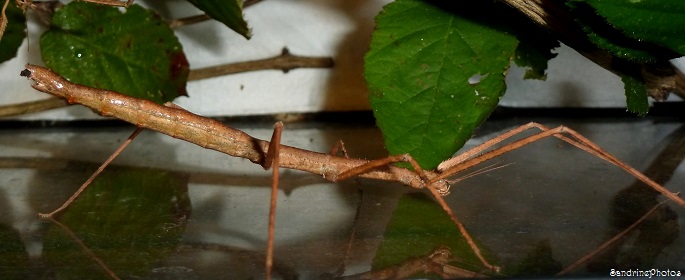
[[44, 167, 190, 278], [584, 0, 685, 57], [567, 0, 682, 63], [365, 0, 518, 169], [621, 74, 649, 116], [0, 1, 26, 63], [187, 0, 251, 39], [373, 193, 494, 275], [40, 2, 189, 104]]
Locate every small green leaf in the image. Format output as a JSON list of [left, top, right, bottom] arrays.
[[621, 74, 649, 116], [373, 193, 494, 275], [40, 2, 189, 104], [187, 0, 251, 39], [44, 167, 190, 278], [0, 1, 26, 63], [513, 38, 559, 81], [365, 0, 518, 169]]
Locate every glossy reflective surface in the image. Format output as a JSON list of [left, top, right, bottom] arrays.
[[1, 116, 684, 279]]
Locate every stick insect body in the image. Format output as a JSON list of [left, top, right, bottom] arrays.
[[20, 64, 685, 276], [20, 65, 449, 193]]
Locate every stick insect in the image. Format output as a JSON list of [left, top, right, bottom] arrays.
[[21, 64, 685, 278]]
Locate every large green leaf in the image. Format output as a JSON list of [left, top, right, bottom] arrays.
[[0, 1, 26, 63], [40, 2, 189, 104], [365, 0, 518, 169], [584, 0, 685, 57], [187, 0, 250, 39], [567, 0, 682, 63]]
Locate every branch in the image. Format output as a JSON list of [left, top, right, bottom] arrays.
[[168, 0, 263, 29], [187, 48, 334, 81], [0, 49, 333, 117], [0, 97, 68, 117]]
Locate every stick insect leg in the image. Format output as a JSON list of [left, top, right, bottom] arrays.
[[264, 121, 283, 280], [335, 153, 500, 272], [433, 122, 685, 208], [37, 127, 144, 219], [329, 139, 350, 158], [327, 139, 366, 278]]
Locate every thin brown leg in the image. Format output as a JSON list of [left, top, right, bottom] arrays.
[[327, 139, 365, 278], [329, 139, 350, 158], [433, 122, 685, 208], [265, 122, 283, 280], [37, 127, 144, 219]]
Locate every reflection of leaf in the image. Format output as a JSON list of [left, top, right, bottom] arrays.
[[373, 193, 495, 277], [365, 0, 518, 169], [0, 224, 30, 278], [43, 166, 190, 278], [187, 0, 250, 39], [506, 239, 562, 277], [0, 1, 26, 63], [40, 2, 189, 104]]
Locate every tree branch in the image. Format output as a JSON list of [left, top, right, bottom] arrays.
[[0, 49, 333, 117], [188, 48, 334, 81], [0, 97, 68, 117]]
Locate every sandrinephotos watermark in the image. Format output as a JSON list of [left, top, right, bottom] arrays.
[[610, 268, 681, 278]]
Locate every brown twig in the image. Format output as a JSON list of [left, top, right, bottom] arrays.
[[338, 246, 485, 279], [168, 0, 263, 29], [0, 97, 68, 117], [188, 48, 334, 81], [168, 14, 211, 29], [0, 0, 10, 41], [0, 49, 332, 117]]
